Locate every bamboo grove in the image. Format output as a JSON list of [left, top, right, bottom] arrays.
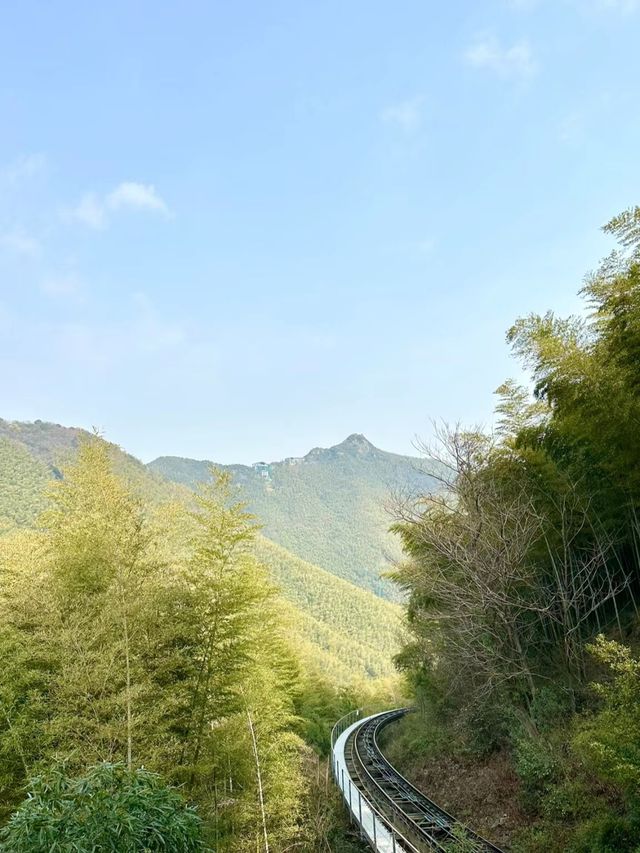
[[0, 441, 371, 851]]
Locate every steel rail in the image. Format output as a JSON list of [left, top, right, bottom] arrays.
[[338, 708, 505, 853], [332, 709, 421, 852], [348, 710, 449, 852]]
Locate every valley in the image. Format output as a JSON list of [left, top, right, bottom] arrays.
[[0, 418, 405, 683]]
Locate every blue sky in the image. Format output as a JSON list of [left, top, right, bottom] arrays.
[[1, 0, 639, 463]]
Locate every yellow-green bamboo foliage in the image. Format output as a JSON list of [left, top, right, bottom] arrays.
[[0, 443, 307, 850]]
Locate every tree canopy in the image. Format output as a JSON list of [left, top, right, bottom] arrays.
[[391, 207, 640, 851]]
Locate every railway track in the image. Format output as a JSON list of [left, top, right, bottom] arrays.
[[337, 708, 504, 853]]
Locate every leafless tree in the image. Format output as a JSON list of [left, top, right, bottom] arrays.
[[391, 423, 631, 728]]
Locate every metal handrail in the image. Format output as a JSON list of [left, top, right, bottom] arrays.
[[330, 707, 362, 749], [351, 710, 441, 852], [333, 708, 505, 853], [331, 708, 421, 853]]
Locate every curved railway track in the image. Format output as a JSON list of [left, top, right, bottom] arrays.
[[336, 708, 504, 853]]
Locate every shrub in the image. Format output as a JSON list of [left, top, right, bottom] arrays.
[[513, 735, 560, 808], [529, 686, 573, 734], [573, 637, 640, 795], [0, 763, 206, 852], [445, 824, 481, 852], [569, 813, 640, 853]]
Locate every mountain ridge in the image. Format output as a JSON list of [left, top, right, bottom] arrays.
[[1, 417, 437, 599], [150, 431, 412, 470], [0, 417, 402, 681], [149, 432, 437, 599]]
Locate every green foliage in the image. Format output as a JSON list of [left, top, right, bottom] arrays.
[[518, 807, 640, 853], [391, 207, 640, 852], [539, 778, 598, 823], [528, 686, 573, 735], [0, 763, 206, 852], [0, 421, 403, 687], [0, 418, 190, 508], [0, 438, 50, 531], [380, 709, 449, 768], [568, 813, 640, 853], [295, 671, 402, 756], [494, 379, 547, 440], [0, 443, 311, 851], [0, 422, 404, 850], [256, 536, 403, 682], [445, 824, 481, 853], [574, 637, 640, 794], [150, 433, 439, 599], [0, 418, 84, 465], [603, 205, 640, 253], [298, 754, 368, 852], [513, 736, 560, 801]]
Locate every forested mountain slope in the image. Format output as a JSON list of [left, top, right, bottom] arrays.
[[150, 433, 437, 598], [0, 418, 189, 507], [256, 537, 401, 680], [0, 437, 51, 532], [0, 419, 400, 681]]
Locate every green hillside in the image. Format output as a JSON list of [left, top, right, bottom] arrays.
[[0, 419, 400, 682], [256, 536, 401, 680], [0, 437, 51, 532], [150, 433, 437, 598], [0, 418, 189, 508]]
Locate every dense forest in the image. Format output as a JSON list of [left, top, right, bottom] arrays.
[[0, 422, 401, 685], [0, 437, 399, 851], [388, 207, 640, 852], [150, 433, 438, 599]]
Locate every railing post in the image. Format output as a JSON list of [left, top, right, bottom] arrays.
[[358, 788, 362, 829], [373, 813, 377, 846], [341, 767, 345, 794], [348, 778, 352, 816], [392, 828, 397, 852]]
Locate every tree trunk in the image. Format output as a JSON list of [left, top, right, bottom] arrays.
[[247, 707, 269, 853]]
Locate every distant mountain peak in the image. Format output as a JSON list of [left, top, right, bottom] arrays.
[[337, 433, 375, 452], [302, 433, 377, 461]]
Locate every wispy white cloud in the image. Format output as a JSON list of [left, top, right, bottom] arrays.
[[41, 271, 84, 299], [465, 34, 537, 78], [107, 182, 169, 215], [53, 292, 185, 370], [0, 228, 41, 256], [66, 193, 108, 229], [64, 181, 170, 230], [595, 0, 638, 11], [597, 0, 640, 10], [416, 237, 436, 255], [381, 96, 425, 132], [1, 153, 46, 184]]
